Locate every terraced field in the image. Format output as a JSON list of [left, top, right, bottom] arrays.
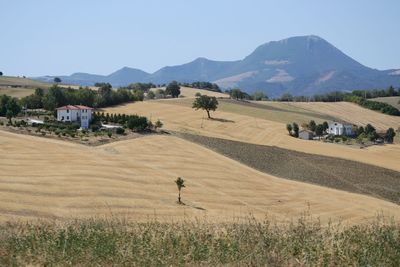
[[105, 100, 400, 172], [1, 130, 399, 224]]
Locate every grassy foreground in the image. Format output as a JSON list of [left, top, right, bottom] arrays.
[[0, 216, 399, 266]]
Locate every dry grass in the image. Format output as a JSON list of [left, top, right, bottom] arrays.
[[167, 98, 334, 124], [0, 87, 35, 98], [105, 100, 400, 172], [372, 96, 400, 110], [1, 129, 399, 224], [278, 101, 400, 130], [1, 216, 400, 266], [0, 76, 50, 88], [151, 86, 229, 98]]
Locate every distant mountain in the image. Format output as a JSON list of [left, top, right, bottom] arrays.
[[36, 67, 149, 87], [34, 35, 400, 97]]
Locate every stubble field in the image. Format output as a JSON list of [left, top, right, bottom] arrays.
[[1, 130, 399, 224]]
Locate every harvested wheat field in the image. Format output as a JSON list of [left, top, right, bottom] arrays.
[[105, 101, 400, 172], [151, 86, 229, 98], [281, 101, 400, 130], [0, 76, 50, 88], [0, 87, 35, 98], [1, 129, 399, 224]]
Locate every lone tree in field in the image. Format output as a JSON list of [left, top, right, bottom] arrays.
[[175, 177, 185, 204], [54, 77, 62, 83], [0, 71, 3, 76], [192, 95, 219, 119], [165, 80, 181, 98]]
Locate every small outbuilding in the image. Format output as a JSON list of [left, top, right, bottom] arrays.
[[299, 130, 314, 140]]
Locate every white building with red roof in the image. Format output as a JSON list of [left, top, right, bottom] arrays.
[[56, 105, 93, 129]]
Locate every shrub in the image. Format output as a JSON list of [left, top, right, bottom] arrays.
[[127, 116, 149, 131], [116, 128, 125, 135], [91, 124, 100, 132], [107, 131, 112, 138], [154, 119, 163, 130]]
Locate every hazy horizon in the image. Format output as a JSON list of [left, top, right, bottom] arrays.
[[1, 0, 400, 77]]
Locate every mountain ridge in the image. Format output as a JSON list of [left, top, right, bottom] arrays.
[[33, 35, 400, 97]]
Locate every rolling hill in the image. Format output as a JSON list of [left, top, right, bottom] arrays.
[[1, 129, 399, 223], [33, 35, 400, 96]]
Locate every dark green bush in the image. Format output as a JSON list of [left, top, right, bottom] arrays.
[[116, 127, 125, 135]]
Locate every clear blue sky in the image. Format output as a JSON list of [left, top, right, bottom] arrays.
[[1, 0, 399, 77]]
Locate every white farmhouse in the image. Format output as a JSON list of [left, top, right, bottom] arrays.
[[327, 121, 353, 136], [56, 105, 93, 129]]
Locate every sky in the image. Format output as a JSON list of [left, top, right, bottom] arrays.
[[1, 0, 399, 77]]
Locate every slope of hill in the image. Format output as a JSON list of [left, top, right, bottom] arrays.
[[151, 86, 228, 98], [105, 100, 400, 172], [1, 130, 399, 223], [0, 76, 50, 98], [0, 76, 50, 88], [33, 35, 400, 96], [37, 67, 150, 87], [372, 96, 400, 110]]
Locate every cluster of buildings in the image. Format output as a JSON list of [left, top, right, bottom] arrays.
[[299, 121, 353, 140]]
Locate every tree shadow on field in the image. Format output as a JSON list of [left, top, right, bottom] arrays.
[[177, 201, 206, 211], [209, 117, 235, 123]]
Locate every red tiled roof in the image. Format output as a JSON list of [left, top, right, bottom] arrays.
[[75, 105, 94, 110], [56, 105, 93, 110]]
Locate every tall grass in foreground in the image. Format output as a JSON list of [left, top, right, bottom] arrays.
[[0, 215, 399, 266]]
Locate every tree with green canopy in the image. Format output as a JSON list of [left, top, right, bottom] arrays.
[[175, 177, 185, 204], [192, 95, 219, 119]]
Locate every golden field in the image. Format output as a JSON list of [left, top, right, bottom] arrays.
[[151, 86, 229, 98], [272, 101, 400, 131], [105, 100, 400, 172], [0, 130, 399, 224]]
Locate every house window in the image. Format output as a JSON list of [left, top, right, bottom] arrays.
[[62, 116, 64, 120], [67, 116, 69, 120], [67, 110, 69, 113]]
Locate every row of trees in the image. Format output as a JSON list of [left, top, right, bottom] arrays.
[[21, 84, 144, 110], [226, 88, 268, 101], [278, 86, 400, 103], [277, 86, 400, 116], [146, 81, 182, 99], [92, 112, 162, 132], [181, 81, 221, 92]]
